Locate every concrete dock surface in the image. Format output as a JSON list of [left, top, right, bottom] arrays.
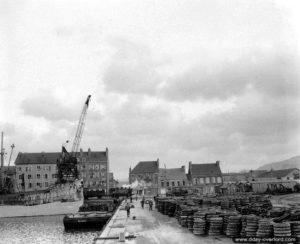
[[94, 198, 234, 244]]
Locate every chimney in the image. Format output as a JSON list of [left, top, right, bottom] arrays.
[[129, 167, 132, 174], [88, 148, 91, 157], [181, 165, 185, 173], [157, 158, 160, 169], [189, 161, 192, 174], [80, 148, 83, 157], [216, 161, 220, 167]]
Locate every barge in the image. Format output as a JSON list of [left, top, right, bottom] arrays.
[[63, 188, 126, 230], [63, 211, 113, 229]]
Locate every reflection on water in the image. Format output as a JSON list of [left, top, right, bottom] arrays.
[[0, 215, 101, 244]]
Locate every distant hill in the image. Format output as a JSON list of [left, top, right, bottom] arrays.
[[257, 156, 300, 170]]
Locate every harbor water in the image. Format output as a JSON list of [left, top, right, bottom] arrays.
[[0, 215, 101, 244]]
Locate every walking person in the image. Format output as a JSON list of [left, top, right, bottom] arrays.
[[141, 196, 145, 209], [149, 200, 153, 211], [125, 202, 131, 218]]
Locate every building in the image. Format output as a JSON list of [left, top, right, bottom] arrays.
[[129, 159, 159, 195], [159, 166, 187, 189], [109, 172, 119, 189], [222, 172, 248, 183], [256, 168, 300, 181], [15, 152, 60, 192], [77, 148, 110, 193], [187, 161, 223, 194]]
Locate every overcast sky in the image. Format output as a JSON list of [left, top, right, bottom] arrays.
[[1, 0, 300, 180]]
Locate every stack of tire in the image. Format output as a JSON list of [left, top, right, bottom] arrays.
[[193, 216, 206, 236], [291, 221, 300, 244], [273, 222, 292, 240], [256, 219, 274, 239], [245, 215, 260, 237], [226, 215, 242, 238], [221, 198, 230, 210], [208, 217, 223, 236], [221, 211, 238, 235], [240, 215, 247, 237], [187, 215, 194, 231]]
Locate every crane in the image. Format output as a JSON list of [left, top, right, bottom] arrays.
[[8, 144, 15, 166], [57, 95, 91, 183], [71, 95, 91, 156]]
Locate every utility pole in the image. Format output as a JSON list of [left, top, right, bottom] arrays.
[[0, 132, 4, 189]]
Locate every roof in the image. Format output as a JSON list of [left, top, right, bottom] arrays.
[[159, 167, 187, 180], [15, 152, 61, 165], [257, 168, 299, 179], [15, 150, 107, 165], [131, 161, 159, 174], [78, 151, 107, 162], [189, 163, 222, 177]]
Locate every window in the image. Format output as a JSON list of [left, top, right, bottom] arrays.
[[45, 174, 48, 179], [18, 167, 22, 172], [29, 183, 32, 188], [211, 177, 216, 183], [171, 181, 175, 187], [82, 165, 86, 169], [183, 181, 185, 186], [93, 181, 96, 186], [48, 166, 51, 171], [37, 166, 41, 171], [37, 182, 42, 188], [200, 178, 204, 184], [19, 175, 23, 180], [205, 177, 210, 184], [26, 167, 29, 172], [217, 177, 222, 183], [28, 174, 32, 179], [167, 182, 169, 187], [37, 174, 41, 179], [161, 181, 164, 187], [45, 182, 48, 187], [177, 181, 180, 186]]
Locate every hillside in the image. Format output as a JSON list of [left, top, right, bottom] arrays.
[[257, 156, 300, 170]]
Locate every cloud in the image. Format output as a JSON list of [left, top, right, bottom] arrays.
[[21, 93, 79, 122], [0, 122, 15, 136], [103, 39, 161, 95], [162, 51, 300, 101]]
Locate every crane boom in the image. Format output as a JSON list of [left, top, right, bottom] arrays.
[[8, 144, 15, 166], [71, 95, 91, 156]]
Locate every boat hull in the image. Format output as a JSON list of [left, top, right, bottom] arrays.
[[63, 212, 113, 230]]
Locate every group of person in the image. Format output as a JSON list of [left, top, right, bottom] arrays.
[[125, 194, 156, 217]]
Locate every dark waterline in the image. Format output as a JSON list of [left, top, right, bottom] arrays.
[[0, 215, 102, 244]]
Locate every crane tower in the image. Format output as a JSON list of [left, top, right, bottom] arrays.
[[57, 95, 91, 183]]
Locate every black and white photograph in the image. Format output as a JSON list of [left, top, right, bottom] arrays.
[[0, 0, 300, 243]]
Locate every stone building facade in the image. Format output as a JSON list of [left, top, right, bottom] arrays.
[[77, 148, 110, 193], [15, 152, 60, 192], [187, 161, 223, 194], [129, 159, 159, 195]]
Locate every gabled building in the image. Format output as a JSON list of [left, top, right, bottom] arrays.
[[187, 161, 223, 194], [159, 166, 187, 189], [256, 168, 300, 181], [129, 159, 159, 195], [77, 148, 110, 193], [15, 148, 110, 193], [15, 152, 60, 192]]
